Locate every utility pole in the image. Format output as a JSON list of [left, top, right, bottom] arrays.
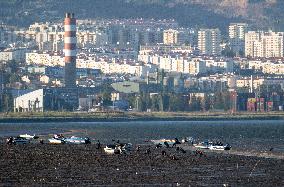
[[256, 83, 261, 112], [136, 94, 140, 111]]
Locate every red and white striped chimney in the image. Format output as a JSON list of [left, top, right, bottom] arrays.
[[64, 13, 76, 88]]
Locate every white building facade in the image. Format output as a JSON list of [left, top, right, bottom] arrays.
[[245, 31, 284, 58], [198, 29, 221, 56], [229, 23, 248, 54]]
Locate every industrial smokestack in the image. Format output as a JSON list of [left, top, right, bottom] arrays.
[[64, 12, 77, 88]]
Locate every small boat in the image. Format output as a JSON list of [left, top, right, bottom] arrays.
[[7, 137, 30, 145], [65, 136, 91, 144], [48, 134, 65, 144], [194, 140, 231, 151], [209, 142, 231, 151], [48, 138, 65, 144], [104, 143, 133, 154], [151, 138, 181, 147], [19, 134, 39, 140], [120, 143, 133, 152], [193, 141, 210, 149], [104, 144, 122, 154]]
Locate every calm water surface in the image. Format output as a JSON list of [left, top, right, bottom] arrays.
[[0, 120, 283, 152]]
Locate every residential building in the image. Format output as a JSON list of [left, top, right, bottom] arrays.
[[198, 29, 221, 56], [163, 29, 178, 45], [0, 48, 29, 62], [245, 31, 284, 58], [189, 58, 206, 75], [229, 23, 248, 54]]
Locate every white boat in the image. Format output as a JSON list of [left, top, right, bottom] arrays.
[[151, 138, 181, 147], [121, 143, 133, 152], [104, 144, 122, 154], [209, 143, 231, 151], [19, 134, 39, 140], [48, 138, 65, 144], [65, 136, 91, 144], [193, 141, 210, 149], [48, 134, 65, 144], [104, 143, 132, 154], [194, 141, 231, 150]]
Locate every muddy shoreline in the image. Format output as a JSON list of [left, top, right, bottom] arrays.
[[1, 111, 284, 123], [0, 143, 283, 186], [0, 115, 283, 123]]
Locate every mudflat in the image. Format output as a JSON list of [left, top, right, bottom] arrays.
[[0, 143, 283, 186]]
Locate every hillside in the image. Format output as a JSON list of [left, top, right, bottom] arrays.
[[0, 0, 283, 32]]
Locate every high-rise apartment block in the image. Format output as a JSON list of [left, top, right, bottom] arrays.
[[163, 29, 178, 45], [198, 29, 221, 56], [245, 31, 284, 58], [163, 29, 195, 46], [229, 23, 248, 54], [64, 13, 77, 88]]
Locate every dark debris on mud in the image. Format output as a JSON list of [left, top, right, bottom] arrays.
[[0, 144, 283, 186]]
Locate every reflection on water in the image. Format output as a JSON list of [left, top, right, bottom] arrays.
[[0, 120, 283, 152]]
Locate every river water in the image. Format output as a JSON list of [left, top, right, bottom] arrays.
[[0, 120, 283, 153]]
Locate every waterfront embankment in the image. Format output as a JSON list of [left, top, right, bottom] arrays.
[[0, 111, 284, 123]]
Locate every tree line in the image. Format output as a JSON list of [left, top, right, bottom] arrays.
[[126, 91, 232, 112]]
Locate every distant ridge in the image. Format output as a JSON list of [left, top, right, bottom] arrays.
[[0, 0, 283, 32]]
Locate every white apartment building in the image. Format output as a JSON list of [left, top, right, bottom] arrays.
[[163, 29, 179, 45], [236, 77, 284, 90], [26, 51, 153, 76], [0, 48, 28, 62], [189, 58, 206, 75], [248, 60, 284, 74], [245, 31, 284, 58], [262, 32, 284, 58], [26, 52, 65, 66], [245, 31, 262, 58], [153, 55, 206, 75], [229, 23, 248, 54], [13, 28, 108, 51], [198, 29, 221, 56], [204, 59, 234, 73], [138, 54, 233, 75]]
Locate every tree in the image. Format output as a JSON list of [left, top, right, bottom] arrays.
[[222, 91, 231, 111], [213, 92, 224, 110], [8, 60, 19, 73], [1, 93, 13, 112], [189, 95, 201, 111], [213, 91, 231, 111], [127, 94, 136, 109], [136, 94, 144, 112], [102, 91, 112, 106], [9, 73, 20, 84], [158, 93, 165, 112], [168, 93, 177, 111], [168, 93, 186, 112], [100, 83, 113, 106], [222, 48, 236, 58], [151, 94, 160, 111], [144, 93, 151, 111], [201, 95, 210, 111]]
